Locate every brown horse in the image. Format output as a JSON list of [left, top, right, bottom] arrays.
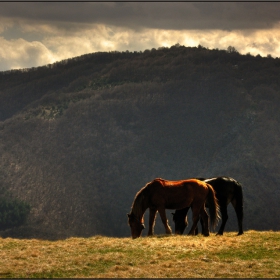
[[127, 178, 220, 239]]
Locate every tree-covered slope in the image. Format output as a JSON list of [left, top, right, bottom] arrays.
[[0, 45, 279, 239]]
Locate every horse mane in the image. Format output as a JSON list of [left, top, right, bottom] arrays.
[[130, 183, 150, 219]]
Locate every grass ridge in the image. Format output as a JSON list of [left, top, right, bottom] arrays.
[[0, 230, 279, 278]]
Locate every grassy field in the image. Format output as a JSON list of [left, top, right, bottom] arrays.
[[0, 230, 279, 278]]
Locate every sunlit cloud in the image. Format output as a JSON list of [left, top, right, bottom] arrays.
[[1, 22, 280, 71], [0, 37, 56, 70]]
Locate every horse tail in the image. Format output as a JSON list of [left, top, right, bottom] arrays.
[[234, 180, 244, 234], [206, 183, 220, 230], [235, 181, 244, 217]]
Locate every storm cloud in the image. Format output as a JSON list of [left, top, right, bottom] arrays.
[[1, 2, 280, 71], [1, 2, 280, 31]]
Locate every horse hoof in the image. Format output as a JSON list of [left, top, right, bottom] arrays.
[[237, 232, 244, 236], [216, 232, 223, 236]]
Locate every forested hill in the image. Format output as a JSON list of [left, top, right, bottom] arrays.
[[0, 45, 280, 239]]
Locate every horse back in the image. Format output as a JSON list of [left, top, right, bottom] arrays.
[[155, 178, 208, 190], [205, 176, 242, 204], [152, 178, 209, 198]]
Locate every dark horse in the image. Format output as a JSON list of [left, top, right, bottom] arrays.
[[127, 178, 220, 239], [172, 176, 244, 236]]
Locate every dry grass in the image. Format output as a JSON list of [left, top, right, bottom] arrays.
[[0, 230, 279, 278]]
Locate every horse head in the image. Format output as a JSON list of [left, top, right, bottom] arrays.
[[127, 213, 145, 239], [172, 212, 188, 235]]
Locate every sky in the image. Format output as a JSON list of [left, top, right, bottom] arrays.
[[1, 1, 280, 71]]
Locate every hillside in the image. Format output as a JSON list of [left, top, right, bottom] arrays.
[[0, 231, 279, 278], [0, 45, 280, 239]]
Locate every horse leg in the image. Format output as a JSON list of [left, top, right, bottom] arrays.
[[148, 207, 157, 236], [231, 199, 244, 235], [200, 207, 210, 236], [217, 202, 228, 235], [158, 208, 172, 234], [198, 216, 204, 235], [194, 217, 202, 235], [188, 205, 201, 235]]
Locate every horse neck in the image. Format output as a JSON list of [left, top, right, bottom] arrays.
[[131, 189, 148, 220]]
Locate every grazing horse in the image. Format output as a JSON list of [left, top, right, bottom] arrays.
[[127, 178, 220, 239], [172, 176, 244, 235]]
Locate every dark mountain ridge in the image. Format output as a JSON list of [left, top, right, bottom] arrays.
[[0, 45, 280, 239]]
